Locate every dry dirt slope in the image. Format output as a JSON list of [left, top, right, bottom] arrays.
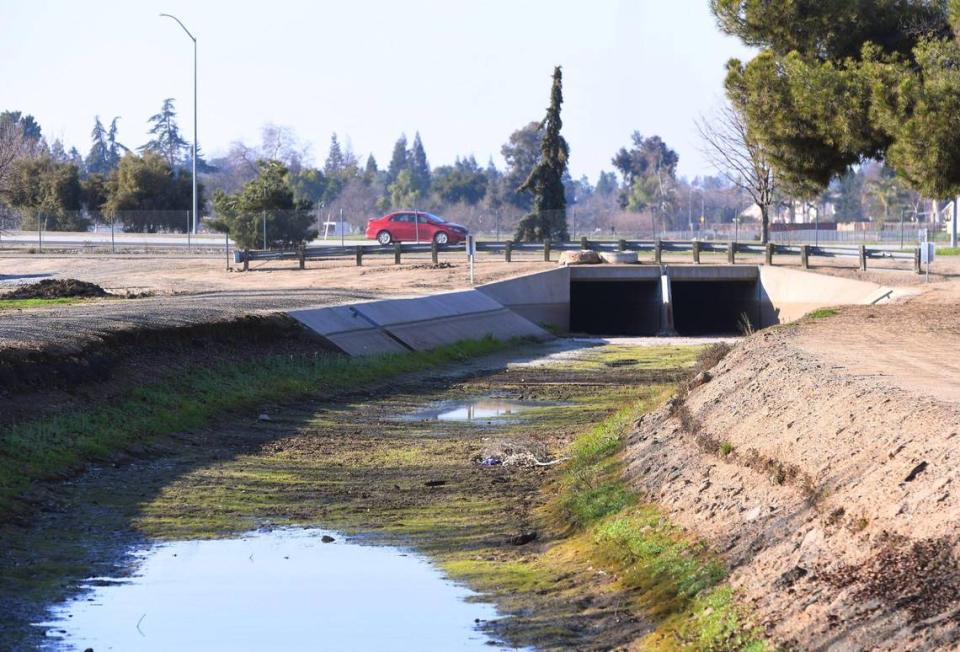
[[625, 294, 960, 651]]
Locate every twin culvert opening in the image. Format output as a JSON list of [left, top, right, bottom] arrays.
[[569, 277, 761, 337]]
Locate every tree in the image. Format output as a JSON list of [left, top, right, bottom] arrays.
[[501, 122, 541, 211], [211, 159, 316, 249], [713, 1, 960, 205], [612, 133, 679, 212], [514, 67, 570, 242], [385, 169, 421, 209], [3, 156, 87, 230], [141, 98, 189, 167], [696, 99, 776, 243], [408, 132, 431, 196], [0, 111, 45, 195], [386, 134, 408, 185], [364, 154, 379, 181], [432, 156, 487, 205], [86, 116, 127, 175], [324, 133, 346, 176], [595, 170, 618, 197], [104, 152, 198, 232]]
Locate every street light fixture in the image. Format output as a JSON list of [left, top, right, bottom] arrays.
[[159, 13, 198, 234]]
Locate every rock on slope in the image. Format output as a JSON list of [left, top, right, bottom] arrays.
[[625, 324, 960, 650]]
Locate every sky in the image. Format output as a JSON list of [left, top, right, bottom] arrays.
[[0, 0, 754, 183]]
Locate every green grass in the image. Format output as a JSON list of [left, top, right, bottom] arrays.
[[549, 381, 771, 651], [0, 337, 509, 520], [0, 297, 85, 310], [805, 307, 839, 320], [936, 247, 960, 256]]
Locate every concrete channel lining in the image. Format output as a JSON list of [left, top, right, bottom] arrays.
[[287, 289, 552, 356]]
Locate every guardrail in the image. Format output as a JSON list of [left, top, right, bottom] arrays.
[[236, 238, 923, 273]]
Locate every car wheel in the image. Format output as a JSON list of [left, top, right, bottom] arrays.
[[377, 231, 392, 245], [433, 232, 449, 245]]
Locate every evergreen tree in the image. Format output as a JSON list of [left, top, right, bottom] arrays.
[[501, 122, 541, 210], [324, 133, 346, 175], [595, 170, 618, 196], [365, 154, 378, 176], [141, 98, 189, 167], [5, 156, 87, 230], [515, 66, 569, 242], [386, 134, 408, 185], [408, 132, 431, 196], [86, 117, 111, 175], [104, 152, 197, 232]]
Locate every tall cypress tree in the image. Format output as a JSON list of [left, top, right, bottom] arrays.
[[515, 66, 569, 242], [386, 134, 408, 185]]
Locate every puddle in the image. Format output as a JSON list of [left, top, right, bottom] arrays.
[[36, 528, 506, 651], [404, 398, 555, 423]]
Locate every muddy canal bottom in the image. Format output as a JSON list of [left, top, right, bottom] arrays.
[[38, 528, 501, 651]]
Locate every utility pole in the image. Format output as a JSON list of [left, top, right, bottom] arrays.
[[160, 13, 198, 234]]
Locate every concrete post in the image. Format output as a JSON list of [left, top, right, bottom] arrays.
[[657, 272, 677, 335], [859, 245, 867, 271], [801, 244, 810, 269], [505, 240, 512, 263], [544, 240, 551, 262], [654, 239, 663, 265], [356, 246, 363, 266], [765, 242, 774, 266], [431, 241, 439, 265], [692, 240, 701, 264], [727, 241, 736, 264], [394, 242, 402, 265], [618, 239, 627, 252], [581, 236, 589, 250]]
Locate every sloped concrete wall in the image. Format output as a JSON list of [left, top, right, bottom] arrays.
[[287, 289, 551, 356], [758, 266, 892, 324]]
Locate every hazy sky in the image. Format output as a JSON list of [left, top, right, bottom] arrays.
[[0, 0, 753, 182]]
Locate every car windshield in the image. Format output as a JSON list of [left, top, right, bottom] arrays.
[[426, 213, 446, 224]]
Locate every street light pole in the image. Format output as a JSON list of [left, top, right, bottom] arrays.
[[160, 13, 198, 235]]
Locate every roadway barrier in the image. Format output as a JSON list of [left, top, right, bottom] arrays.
[[236, 239, 922, 273]]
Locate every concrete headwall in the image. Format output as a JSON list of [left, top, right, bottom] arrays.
[[287, 289, 552, 356], [477, 268, 570, 331]]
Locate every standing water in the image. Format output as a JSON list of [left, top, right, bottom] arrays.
[[37, 529, 504, 651]]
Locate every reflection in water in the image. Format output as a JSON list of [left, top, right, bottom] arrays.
[[37, 529, 502, 651], [404, 398, 552, 423]]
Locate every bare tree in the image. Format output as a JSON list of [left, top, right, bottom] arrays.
[[696, 100, 776, 243], [0, 119, 43, 198]]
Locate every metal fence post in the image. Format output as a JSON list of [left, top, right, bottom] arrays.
[[544, 240, 552, 262], [505, 240, 512, 263], [859, 245, 867, 271], [356, 246, 363, 266], [394, 242, 402, 265]]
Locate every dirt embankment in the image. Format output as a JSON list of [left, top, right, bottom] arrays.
[[625, 300, 960, 650]]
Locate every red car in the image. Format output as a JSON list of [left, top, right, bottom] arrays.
[[365, 211, 468, 245]]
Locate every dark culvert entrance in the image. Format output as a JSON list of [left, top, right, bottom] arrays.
[[671, 281, 758, 336], [569, 281, 660, 336]]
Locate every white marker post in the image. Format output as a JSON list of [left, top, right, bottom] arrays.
[[467, 235, 476, 286], [921, 241, 935, 283]]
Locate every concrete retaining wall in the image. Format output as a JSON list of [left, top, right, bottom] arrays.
[[287, 289, 551, 356], [477, 268, 570, 331]]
